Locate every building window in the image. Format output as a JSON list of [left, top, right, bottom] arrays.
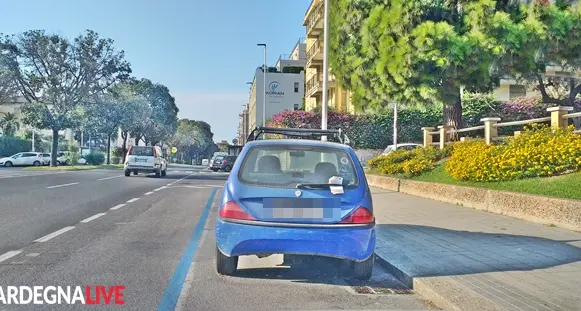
[[509, 85, 526, 100], [294, 104, 299, 110], [294, 82, 299, 93]]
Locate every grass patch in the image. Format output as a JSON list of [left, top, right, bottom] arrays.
[[24, 164, 123, 171], [369, 163, 581, 200]]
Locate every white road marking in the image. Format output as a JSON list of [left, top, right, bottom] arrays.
[[153, 186, 166, 192], [34, 226, 75, 243], [80, 213, 106, 223], [166, 183, 172, 186], [110, 203, 125, 210], [126, 198, 139, 203], [144, 191, 153, 195], [0, 251, 22, 263], [46, 182, 79, 189], [181, 185, 207, 189], [97, 175, 123, 181]]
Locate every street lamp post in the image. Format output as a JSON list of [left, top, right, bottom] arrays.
[[321, 0, 330, 141], [31, 129, 35, 152], [257, 44, 267, 127], [393, 102, 398, 149]]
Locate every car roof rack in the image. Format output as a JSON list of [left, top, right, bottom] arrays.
[[246, 126, 351, 145]]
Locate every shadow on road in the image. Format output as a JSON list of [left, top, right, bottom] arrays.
[[232, 254, 411, 293], [376, 224, 581, 277]]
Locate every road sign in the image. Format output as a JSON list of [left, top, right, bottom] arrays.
[[171, 147, 177, 154]]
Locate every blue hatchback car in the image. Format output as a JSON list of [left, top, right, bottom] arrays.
[[215, 127, 375, 280]]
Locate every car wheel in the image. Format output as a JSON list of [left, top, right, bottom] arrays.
[[216, 246, 238, 275], [4, 161, 13, 167], [56, 160, 61, 166], [155, 169, 161, 178], [33, 161, 41, 166], [352, 254, 374, 280], [161, 169, 167, 177], [224, 166, 232, 173], [133, 171, 138, 175], [124, 170, 130, 177]]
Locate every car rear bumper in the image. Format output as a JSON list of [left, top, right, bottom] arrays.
[[124, 165, 159, 172], [215, 218, 376, 262]]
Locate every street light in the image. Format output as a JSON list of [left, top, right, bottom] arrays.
[[321, 0, 330, 141], [257, 43, 267, 127]]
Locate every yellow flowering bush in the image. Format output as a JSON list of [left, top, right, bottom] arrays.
[[446, 125, 581, 182], [368, 146, 451, 176]]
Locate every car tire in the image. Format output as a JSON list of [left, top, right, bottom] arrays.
[[33, 161, 41, 166], [133, 171, 138, 175], [161, 169, 167, 177], [352, 254, 374, 280], [155, 169, 161, 178], [4, 161, 13, 167], [56, 160, 61, 166], [124, 170, 130, 177], [224, 166, 232, 173], [216, 246, 238, 276]]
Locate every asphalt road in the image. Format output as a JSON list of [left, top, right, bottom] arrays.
[[0, 165, 438, 310]]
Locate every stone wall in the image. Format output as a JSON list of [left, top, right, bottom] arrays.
[[366, 174, 581, 232]]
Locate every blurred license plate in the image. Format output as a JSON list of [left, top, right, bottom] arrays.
[[272, 207, 323, 219], [135, 158, 147, 162], [263, 198, 341, 220]]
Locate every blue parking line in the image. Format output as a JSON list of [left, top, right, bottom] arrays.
[[157, 188, 218, 311]]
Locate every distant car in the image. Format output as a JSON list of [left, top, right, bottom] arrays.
[[211, 155, 237, 172], [123, 146, 167, 177], [215, 127, 375, 280], [0, 152, 44, 167], [382, 143, 423, 155]]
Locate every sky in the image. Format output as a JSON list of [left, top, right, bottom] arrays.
[[0, 0, 310, 142]]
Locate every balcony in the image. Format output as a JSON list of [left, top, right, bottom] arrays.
[[306, 40, 323, 69], [306, 75, 322, 98], [304, 0, 324, 38]]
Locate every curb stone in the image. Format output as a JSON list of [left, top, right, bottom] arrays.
[[374, 252, 504, 311]]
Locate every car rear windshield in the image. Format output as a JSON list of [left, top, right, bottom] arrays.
[[239, 145, 359, 189], [129, 146, 154, 156]]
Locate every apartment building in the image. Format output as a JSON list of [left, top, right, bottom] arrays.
[[236, 104, 249, 145], [303, 0, 355, 113], [247, 67, 305, 131], [0, 98, 74, 143], [275, 38, 307, 72]]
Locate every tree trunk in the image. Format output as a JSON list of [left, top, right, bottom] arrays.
[[106, 134, 111, 165], [121, 131, 128, 158], [51, 128, 59, 167]]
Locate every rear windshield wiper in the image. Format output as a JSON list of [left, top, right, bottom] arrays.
[[296, 183, 333, 190]]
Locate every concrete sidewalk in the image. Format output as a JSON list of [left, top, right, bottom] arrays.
[[372, 187, 581, 311]]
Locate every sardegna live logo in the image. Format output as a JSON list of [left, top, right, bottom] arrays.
[[0, 286, 125, 305]]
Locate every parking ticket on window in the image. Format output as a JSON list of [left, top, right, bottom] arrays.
[[328, 176, 344, 195]]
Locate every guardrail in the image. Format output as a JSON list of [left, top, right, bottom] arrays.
[[422, 106, 581, 148]]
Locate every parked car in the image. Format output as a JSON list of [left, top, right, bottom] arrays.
[[382, 143, 423, 155], [215, 127, 375, 280], [43, 152, 69, 165], [123, 146, 167, 177], [0, 152, 44, 167], [211, 155, 237, 172]]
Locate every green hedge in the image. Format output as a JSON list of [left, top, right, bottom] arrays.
[[267, 107, 442, 149], [0, 136, 32, 157]]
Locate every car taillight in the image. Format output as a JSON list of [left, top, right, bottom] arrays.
[[223, 160, 229, 164], [340, 207, 374, 224], [219, 201, 255, 221]]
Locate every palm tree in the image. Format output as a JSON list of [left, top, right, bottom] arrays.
[[0, 112, 20, 136]]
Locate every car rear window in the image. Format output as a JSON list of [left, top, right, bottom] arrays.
[[129, 146, 154, 156], [239, 145, 359, 189]]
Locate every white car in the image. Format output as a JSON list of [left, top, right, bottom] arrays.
[[124, 146, 167, 177], [0, 152, 44, 167], [382, 143, 423, 155]]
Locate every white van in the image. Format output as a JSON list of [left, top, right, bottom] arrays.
[[124, 146, 167, 177]]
